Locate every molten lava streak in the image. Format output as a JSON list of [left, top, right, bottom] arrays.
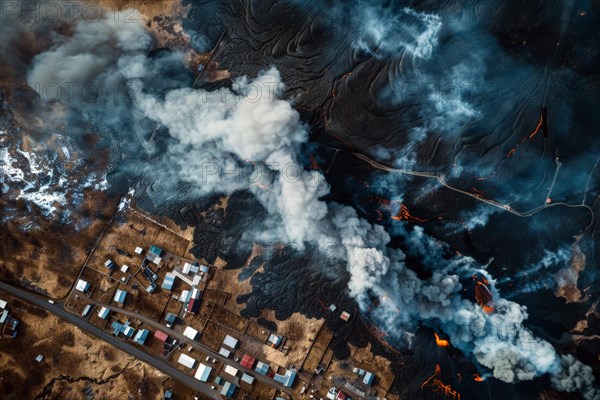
[[477, 110, 546, 180], [474, 277, 495, 314], [434, 333, 450, 347], [473, 374, 484, 382], [391, 204, 428, 222], [504, 111, 544, 160], [421, 364, 461, 400], [365, 323, 402, 355]]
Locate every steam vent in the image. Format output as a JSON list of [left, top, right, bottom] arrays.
[[1, 1, 600, 399]]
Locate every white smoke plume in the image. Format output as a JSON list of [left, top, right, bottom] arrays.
[[22, 6, 599, 399]]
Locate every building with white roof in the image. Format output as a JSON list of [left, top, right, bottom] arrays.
[[241, 373, 255, 384], [219, 347, 231, 358], [113, 289, 127, 304], [82, 304, 92, 317], [179, 290, 190, 303], [177, 353, 196, 369], [75, 279, 90, 292], [182, 262, 192, 274], [223, 334, 238, 349], [224, 365, 239, 377], [0, 299, 8, 309], [183, 326, 198, 340], [134, 247, 143, 255], [98, 307, 109, 319], [120, 265, 129, 273], [194, 364, 212, 382]]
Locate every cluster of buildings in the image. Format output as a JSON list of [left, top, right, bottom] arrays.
[[0, 299, 19, 338], [353, 368, 375, 386], [72, 242, 314, 398]]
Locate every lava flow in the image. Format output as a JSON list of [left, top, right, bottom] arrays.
[[391, 204, 429, 223], [435, 333, 450, 347], [473, 275, 495, 314], [505, 110, 545, 160], [473, 374, 484, 382], [476, 108, 547, 181], [365, 322, 402, 355], [368, 196, 430, 222], [421, 364, 461, 400]]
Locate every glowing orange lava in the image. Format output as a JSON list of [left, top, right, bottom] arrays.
[[505, 112, 544, 160], [473, 374, 484, 382], [472, 187, 486, 199], [366, 323, 402, 355], [391, 204, 428, 222], [477, 110, 546, 181], [434, 333, 450, 347], [475, 279, 495, 314], [309, 154, 320, 170], [421, 364, 461, 400]]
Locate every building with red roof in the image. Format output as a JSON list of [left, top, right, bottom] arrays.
[[240, 354, 256, 369], [154, 330, 169, 342]]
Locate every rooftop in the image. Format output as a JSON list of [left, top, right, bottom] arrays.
[[223, 334, 238, 349], [194, 363, 212, 382]]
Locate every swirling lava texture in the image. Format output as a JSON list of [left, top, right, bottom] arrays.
[[1, 0, 600, 399]]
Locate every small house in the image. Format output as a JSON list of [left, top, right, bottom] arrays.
[[97, 307, 109, 319], [183, 326, 198, 340], [154, 330, 169, 342], [75, 279, 90, 293], [113, 289, 127, 304], [241, 373, 255, 384], [221, 381, 235, 398], [194, 363, 212, 382], [178, 353, 196, 369], [134, 329, 150, 345], [223, 335, 238, 349]]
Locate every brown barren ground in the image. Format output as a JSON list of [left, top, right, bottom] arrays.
[[0, 294, 197, 399]]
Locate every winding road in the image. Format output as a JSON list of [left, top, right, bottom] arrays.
[[0, 281, 293, 399], [352, 151, 596, 222]]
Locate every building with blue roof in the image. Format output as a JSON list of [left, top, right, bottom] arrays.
[[104, 259, 116, 270], [111, 321, 124, 335], [111, 320, 136, 338], [164, 313, 177, 325], [254, 361, 270, 376], [134, 329, 150, 345], [98, 307, 110, 319], [194, 363, 212, 382], [220, 381, 235, 398], [149, 245, 163, 256], [200, 265, 210, 273], [161, 272, 176, 291], [274, 369, 297, 387], [81, 304, 92, 317], [363, 371, 375, 386], [114, 289, 127, 304], [123, 326, 136, 338]]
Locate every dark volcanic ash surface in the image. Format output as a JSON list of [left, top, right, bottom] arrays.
[[2, 0, 600, 399]]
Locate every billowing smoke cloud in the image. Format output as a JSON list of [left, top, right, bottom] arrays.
[[22, 4, 599, 400], [353, 7, 442, 59]]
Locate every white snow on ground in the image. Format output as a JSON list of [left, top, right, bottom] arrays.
[[18, 185, 67, 216], [1, 147, 25, 185], [2, 134, 107, 219]]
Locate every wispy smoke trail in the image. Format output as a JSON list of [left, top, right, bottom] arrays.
[[21, 4, 599, 399]]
